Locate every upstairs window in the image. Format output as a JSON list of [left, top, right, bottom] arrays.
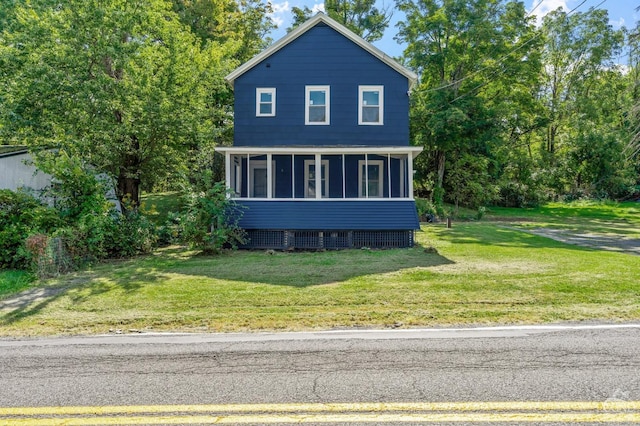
[[305, 86, 330, 125], [359, 86, 383, 125], [256, 88, 276, 117]]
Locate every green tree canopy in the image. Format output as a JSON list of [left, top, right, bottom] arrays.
[[289, 0, 391, 42], [0, 0, 237, 207]]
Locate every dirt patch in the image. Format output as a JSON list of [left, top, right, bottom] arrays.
[[524, 228, 640, 256]]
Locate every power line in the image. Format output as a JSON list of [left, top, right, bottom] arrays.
[[418, 0, 603, 97]]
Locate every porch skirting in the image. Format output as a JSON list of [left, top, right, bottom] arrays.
[[241, 229, 415, 250]]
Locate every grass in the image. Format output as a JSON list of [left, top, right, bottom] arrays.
[[1, 200, 639, 336], [140, 191, 183, 225], [0, 270, 34, 299]]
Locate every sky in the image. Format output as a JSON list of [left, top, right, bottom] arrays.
[[266, 0, 636, 59]]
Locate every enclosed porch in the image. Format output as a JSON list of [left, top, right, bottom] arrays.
[[216, 146, 422, 201], [215, 146, 423, 249]]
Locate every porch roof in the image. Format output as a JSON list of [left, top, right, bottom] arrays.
[[215, 146, 423, 158]]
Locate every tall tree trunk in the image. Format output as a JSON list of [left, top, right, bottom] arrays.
[[436, 150, 446, 188], [117, 172, 140, 210], [117, 135, 141, 209]]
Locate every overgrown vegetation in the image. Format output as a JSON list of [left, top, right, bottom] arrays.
[[0, 157, 242, 279]]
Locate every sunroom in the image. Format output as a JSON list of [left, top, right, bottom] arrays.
[[215, 146, 422, 250], [216, 146, 422, 201]]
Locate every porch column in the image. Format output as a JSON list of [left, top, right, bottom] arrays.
[[267, 153, 273, 199], [408, 152, 414, 199], [387, 153, 391, 199], [365, 154, 369, 198], [246, 153, 251, 198], [292, 154, 295, 199], [225, 152, 231, 198], [342, 154, 346, 199], [315, 153, 321, 199]]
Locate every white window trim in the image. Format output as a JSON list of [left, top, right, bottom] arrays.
[[249, 160, 276, 198], [304, 159, 329, 198], [305, 85, 330, 125], [358, 159, 384, 198], [256, 88, 276, 117], [358, 85, 384, 125]]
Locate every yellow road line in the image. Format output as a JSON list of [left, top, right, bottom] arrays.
[[2, 401, 640, 416], [2, 412, 640, 425]]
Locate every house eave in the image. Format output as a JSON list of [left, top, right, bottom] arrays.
[[215, 145, 423, 158], [224, 13, 418, 90]]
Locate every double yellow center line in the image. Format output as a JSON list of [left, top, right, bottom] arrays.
[[1, 401, 640, 424]]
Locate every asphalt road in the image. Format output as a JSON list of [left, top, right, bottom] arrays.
[[0, 325, 639, 424]]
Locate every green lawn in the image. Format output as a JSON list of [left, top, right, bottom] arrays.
[[1, 201, 639, 336], [0, 270, 34, 299]]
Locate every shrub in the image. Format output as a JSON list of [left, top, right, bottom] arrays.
[[0, 189, 60, 269], [415, 198, 438, 222], [104, 210, 157, 258], [180, 182, 246, 253], [24, 234, 74, 278]]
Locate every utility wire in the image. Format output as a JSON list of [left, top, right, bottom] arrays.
[[419, 0, 601, 97]]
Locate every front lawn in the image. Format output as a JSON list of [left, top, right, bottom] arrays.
[[1, 201, 638, 336], [0, 270, 34, 299]]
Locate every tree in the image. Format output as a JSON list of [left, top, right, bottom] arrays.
[[0, 0, 235, 208], [537, 8, 629, 198], [171, 0, 275, 62], [396, 0, 541, 205], [289, 0, 391, 42]]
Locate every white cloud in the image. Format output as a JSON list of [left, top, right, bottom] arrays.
[[268, 1, 290, 28], [312, 3, 325, 14], [271, 1, 290, 14], [528, 0, 568, 25], [610, 17, 625, 28]]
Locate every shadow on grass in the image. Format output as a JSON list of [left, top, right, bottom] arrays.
[[0, 257, 169, 327], [167, 243, 455, 287], [0, 244, 454, 326]]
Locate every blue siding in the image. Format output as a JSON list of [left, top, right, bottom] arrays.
[[233, 24, 410, 147], [235, 200, 420, 230]]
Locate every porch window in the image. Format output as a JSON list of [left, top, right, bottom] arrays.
[[304, 159, 329, 198], [358, 86, 383, 125], [305, 86, 330, 125], [359, 159, 384, 197]]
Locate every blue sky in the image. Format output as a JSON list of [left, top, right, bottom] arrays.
[[266, 0, 636, 59]]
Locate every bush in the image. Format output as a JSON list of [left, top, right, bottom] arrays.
[[104, 210, 157, 258], [24, 234, 74, 279], [498, 181, 545, 208], [415, 198, 438, 222], [180, 182, 246, 253], [0, 189, 60, 269]]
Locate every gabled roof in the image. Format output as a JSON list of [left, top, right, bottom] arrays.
[[225, 13, 418, 89]]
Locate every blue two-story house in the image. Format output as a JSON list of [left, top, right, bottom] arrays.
[[216, 13, 422, 249]]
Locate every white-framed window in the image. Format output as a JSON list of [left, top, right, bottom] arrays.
[[305, 85, 330, 125], [249, 160, 275, 197], [358, 159, 384, 197], [256, 88, 276, 117], [304, 159, 329, 198], [358, 85, 384, 125]]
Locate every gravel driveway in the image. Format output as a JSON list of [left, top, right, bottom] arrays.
[[524, 228, 640, 256]]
